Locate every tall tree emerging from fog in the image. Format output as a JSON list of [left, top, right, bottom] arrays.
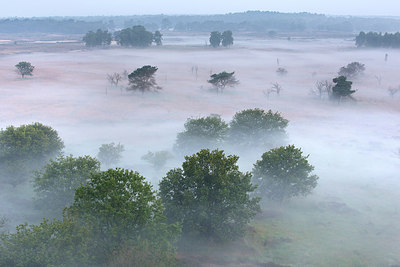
[[0, 122, 64, 186], [228, 108, 288, 149], [127, 65, 161, 93], [114, 25, 154, 47], [252, 145, 319, 202], [222, 30, 234, 47], [33, 155, 100, 218], [332, 75, 356, 103], [159, 149, 260, 242], [83, 29, 112, 47], [15, 61, 34, 78], [174, 115, 229, 156], [208, 71, 238, 93], [209, 31, 222, 47]]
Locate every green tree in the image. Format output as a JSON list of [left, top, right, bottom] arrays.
[[83, 29, 112, 47], [67, 168, 180, 264], [97, 142, 124, 168], [174, 115, 229, 156], [33, 155, 100, 217], [15, 61, 34, 78], [252, 145, 319, 202], [0, 122, 64, 186], [221, 30, 233, 47], [154, 30, 163, 46], [127, 65, 161, 93], [332, 75, 356, 102], [114, 25, 154, 47], [208, 71, 238, 93], [338, 62, 365, 79], [209, 31, 222, 47], [159, 149, 260, 242], [228, 108, 288, 149]]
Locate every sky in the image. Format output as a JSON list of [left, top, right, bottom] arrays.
[[1, 0, 399, 18]]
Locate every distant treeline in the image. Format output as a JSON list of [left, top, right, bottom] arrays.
[[356, 31, 400, 48], [0, 18, 107, 34], [2, 11, 400, 34]]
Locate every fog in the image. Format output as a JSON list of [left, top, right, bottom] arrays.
[[1, 34, 399, 265]]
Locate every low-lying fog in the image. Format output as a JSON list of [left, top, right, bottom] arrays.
[[1, 34, 399, 264]]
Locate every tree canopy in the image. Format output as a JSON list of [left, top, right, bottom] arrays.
[[33, 155, 100, 217], [209, 31, 222, 47], [252, 145, 319, 202], [174, 115, 229, 156], [221, 30, 234, 47], [159, 149, 260, 242], [0, 122, 64, 186], [154, 30, 163, 46], [228, 108, 288, 149], [114, 25, 154, 47], [208, 71, 238, 93], [356, 31, 400, 48], [97, 142, 124, 168], [15, 61, 34, 78], [127, 65, 161, 93], [338, 62, 365, 79], [83, 29, 112, 47], [332, 75, 356, 102]]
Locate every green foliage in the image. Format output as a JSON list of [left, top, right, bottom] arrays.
[[228, 108, 288, 149], [68, 168, 180, 264], [222, 30, 234, 47], [338, 62, 365, 79], [141, 150, 173, 169], [332, 75, 356, 102], [127, 65, 161, 93], [154, 30, 163, 46], [209, 31, 222, 47], [159, 149, 260, 242], [208, 71, 238, 93], [114, 25, 154, 47], [174, 116, 229, 156], [356, 31, 400, 48], [0, 219, 92, 267], [83, 29, 112, 47], [33, 155, 100, 218], [97, 142, 124, 168], [0, 122, 64, 186], [15, 61, 34, 78], [252, 145, 319, 201]]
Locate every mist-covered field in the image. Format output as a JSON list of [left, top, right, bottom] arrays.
[[1, 34, 399, 266]]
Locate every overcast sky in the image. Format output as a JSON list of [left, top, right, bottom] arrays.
[[1, 0, 399, 18]]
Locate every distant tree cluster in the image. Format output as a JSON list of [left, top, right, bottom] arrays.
[[338, 62, 365, 79], [209, 30, 234, 47], [174, 108, 288, 156], [83, 25, 163, 48], [356, 31, 400, 48], [82, 29, 112, 47]]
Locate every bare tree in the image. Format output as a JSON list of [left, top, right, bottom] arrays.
[[314, 80, 333, 99], [271, 82, 282, 96], [375, 75, 382, 87], [107, 73, 122, 87]]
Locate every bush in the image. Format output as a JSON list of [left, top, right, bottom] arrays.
[[252, 145, 319, 201], [338, 62, 365, 79], [159, 149, 260, 242]]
